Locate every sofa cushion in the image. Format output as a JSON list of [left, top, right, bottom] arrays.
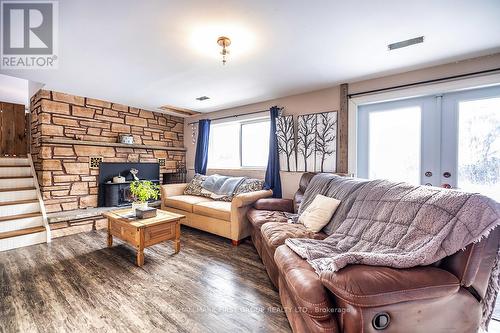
[[247, 209, 288, 229], [193, 201, 232, 221], [320, 264, 460, 307], [164, 195, 212, 213], [261, 222, 327, 254]]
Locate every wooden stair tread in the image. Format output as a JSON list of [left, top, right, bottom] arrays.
[[0, 212, 42, 223], [0, 187, 35, 193], [0, 226, 45, 240], [0, 199, 38, 206], [0, 165, 29, 168]]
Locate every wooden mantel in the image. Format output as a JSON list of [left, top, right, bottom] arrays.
[[41, 138, 186, 152]]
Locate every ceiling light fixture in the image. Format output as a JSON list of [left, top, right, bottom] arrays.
[[196, 96, 210, 101], [217, 36, 231, 65]]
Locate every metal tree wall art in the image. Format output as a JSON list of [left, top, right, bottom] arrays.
[[296, 111, 338, 172], [315, 112, 337, 172], [276, 115, 296, 171], [297, 114, 317, 172]]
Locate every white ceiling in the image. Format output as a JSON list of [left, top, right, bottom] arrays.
[[0, 74, 28, 106], [1, 0, 500, 113]]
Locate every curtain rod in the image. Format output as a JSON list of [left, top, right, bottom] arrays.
[[187, 109, 269, 125], [348, 67, 500, 98]]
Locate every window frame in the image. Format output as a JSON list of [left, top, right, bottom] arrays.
[[207, 116, 270, 170]]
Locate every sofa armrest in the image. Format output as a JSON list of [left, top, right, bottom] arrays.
[[160, 183, 188, 210], [275, 245, 335, 322], [229, 190, 272, 242], [160, 183, 188, 198], [320, 264, 460, 308], [232, 190, 273, 208], [253, 198, 294, 213]]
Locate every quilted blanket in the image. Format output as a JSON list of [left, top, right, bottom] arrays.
[[285, 174, 500, 329]]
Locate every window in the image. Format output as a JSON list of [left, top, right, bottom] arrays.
[[208, 122, 240, 168], [241, 120, 270, 167], [208, 117, 270, 169]]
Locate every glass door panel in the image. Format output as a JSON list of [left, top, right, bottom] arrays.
[[358, 86, 500, 197], [357, 96, 438, 185], [457, 98, 500, 200], [367, 107, 421, 183], [442, 87, 500, 200]]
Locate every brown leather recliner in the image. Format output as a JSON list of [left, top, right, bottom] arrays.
[[247, 173, 500, 332], [275, 227, 500, 333]]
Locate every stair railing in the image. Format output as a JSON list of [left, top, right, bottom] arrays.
[[27, 154, 51, 243]]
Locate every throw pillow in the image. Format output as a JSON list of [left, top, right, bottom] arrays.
[[183, 174, 209, 196], [298, 194, 340, 233], [234, 178, 264, 196]]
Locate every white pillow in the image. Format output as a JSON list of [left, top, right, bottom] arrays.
[[299, 194, 341, 232]]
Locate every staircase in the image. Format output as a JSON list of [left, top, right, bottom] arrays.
[[0, 156, 51, 252]]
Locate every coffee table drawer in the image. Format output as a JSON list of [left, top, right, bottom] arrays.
[[110, 223, 139, 245], [144, 222, 175, 247]]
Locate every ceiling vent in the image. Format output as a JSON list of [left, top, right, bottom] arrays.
[[196, 96, 210, 101], [388, 36, 424, 50]]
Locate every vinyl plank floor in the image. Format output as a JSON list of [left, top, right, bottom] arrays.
[[0, 227, 291, 333]]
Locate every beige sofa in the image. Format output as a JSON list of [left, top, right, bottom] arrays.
[[160, 183, 272, 245]]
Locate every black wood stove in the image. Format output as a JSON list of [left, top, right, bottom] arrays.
[[98, 162, 160, 207]]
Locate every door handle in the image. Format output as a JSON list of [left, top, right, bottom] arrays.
[[443, 172, 451, 178]]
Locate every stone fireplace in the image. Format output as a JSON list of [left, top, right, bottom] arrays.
[[30, 89, 186, 213]]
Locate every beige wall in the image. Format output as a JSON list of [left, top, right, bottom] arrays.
[[185, 53, 500, 199], [349, 53, 500, 94], [184, 86, 340, 199]]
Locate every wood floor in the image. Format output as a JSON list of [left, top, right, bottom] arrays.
[[0, 227, 292, 333]]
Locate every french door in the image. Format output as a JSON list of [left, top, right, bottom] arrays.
[[357, 86, 500, 201]]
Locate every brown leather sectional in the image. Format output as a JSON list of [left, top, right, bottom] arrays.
[[247, 172, 500, 332]]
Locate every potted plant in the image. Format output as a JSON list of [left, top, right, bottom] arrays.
[[129, 180, 160, 218]]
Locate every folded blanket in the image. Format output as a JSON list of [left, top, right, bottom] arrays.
[[202, 174, 246, 196], [286, 175, 500, 329]]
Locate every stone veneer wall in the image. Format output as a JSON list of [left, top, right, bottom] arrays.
[[30, 89, 185, 213]]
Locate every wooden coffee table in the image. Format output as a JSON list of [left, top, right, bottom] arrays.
[[103, 208, 185, 267]]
